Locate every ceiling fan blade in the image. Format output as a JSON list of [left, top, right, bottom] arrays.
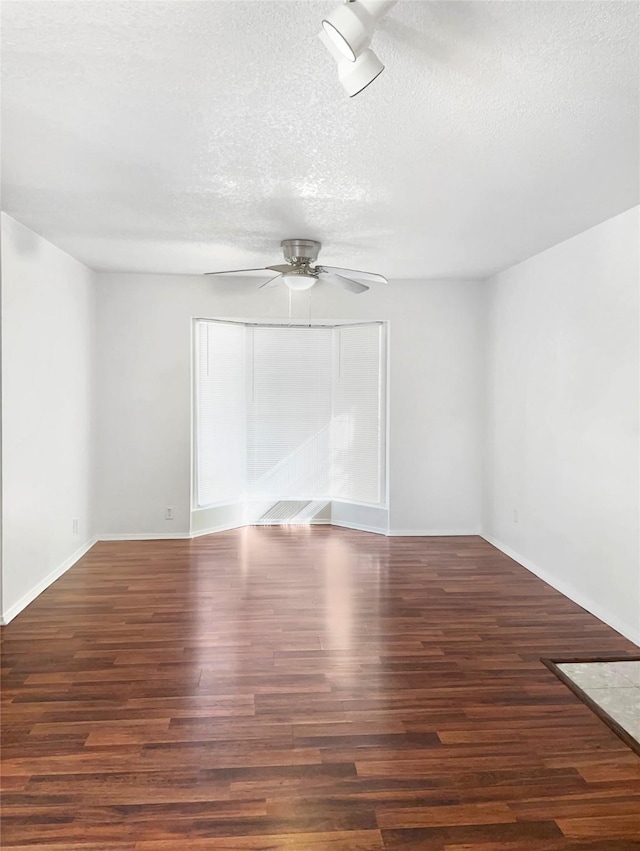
[[203, 267, 271, 276], [259, 274, 283, 289], [265, 264, 292, 273], [317, 266, 387, 285], [318, 271, 369, 294]]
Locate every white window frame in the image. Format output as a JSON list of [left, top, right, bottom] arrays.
[[192, 318, 388, 511]]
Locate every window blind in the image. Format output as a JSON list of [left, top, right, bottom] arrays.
[[247, 327, 333, 500], [194, 321, 386, 510], [195, 321, 246, 507], [332, 323, 384, 504]]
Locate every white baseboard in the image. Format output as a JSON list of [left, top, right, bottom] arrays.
[[100, 525, 482, 541], [251, 520, 332, 526], [190, 522, 246, 538], [331, 520, 388, 536], [388, 529, 482, 537], [483, 534, 640, 648], [97, 532, 192, 541], [193, 519, 331, 536], [1, 536, 98, 625]]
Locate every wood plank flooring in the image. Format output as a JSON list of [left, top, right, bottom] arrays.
[[1, 527, 639, 850]]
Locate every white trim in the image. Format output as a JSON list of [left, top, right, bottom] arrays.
[[1, 536, 97, 625], [483, 534, 640, 648], [251, 519, 331, 527], [192, 319, 388, 513], [330, 499, 388, 510], [96, 532, 192, 541], [190, 521, 246, 538], [89, 520, 340, 540], [331, 520, 388, 536], [387, 529, 482, 537]]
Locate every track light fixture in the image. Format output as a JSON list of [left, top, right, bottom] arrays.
[[319, 0, 397, 96], [319, 30, 385, 97]]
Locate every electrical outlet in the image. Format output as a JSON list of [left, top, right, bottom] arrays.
[[513, 509, 519, 524], [72, 518, 79, 535], [165, 507, 173, 520]]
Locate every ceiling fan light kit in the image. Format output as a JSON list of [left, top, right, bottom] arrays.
[[320, 0, 397, 96], [204, 238, 388, 295], [280, 271, 319, 291]]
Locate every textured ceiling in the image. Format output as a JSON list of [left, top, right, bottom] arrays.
[[1, 1, 638, 278]]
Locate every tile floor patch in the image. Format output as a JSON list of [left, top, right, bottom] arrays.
[[609, 660, 640, 686], [557, 660, 640, 749], [580, 685, 640, 741], [558, 662, 636, 689]]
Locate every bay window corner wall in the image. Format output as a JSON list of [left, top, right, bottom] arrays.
[[193, 319, 387, 527]]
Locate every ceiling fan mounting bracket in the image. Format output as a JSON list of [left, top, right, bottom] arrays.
[[281, 239, 321, 265]]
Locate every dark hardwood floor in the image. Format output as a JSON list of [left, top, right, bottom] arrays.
[[1, 527, 639, 850]]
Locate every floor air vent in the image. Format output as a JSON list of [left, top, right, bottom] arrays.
[[252, 501, 329, 525]]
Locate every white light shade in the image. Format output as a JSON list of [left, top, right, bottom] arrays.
[[321, 1, 397, 62], [322, 5, 371, 61], [281, 272, 318, 291], [338, 48, 384, 97]]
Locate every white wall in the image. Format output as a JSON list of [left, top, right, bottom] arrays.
[[94, 274, 484, 537], [3, 209, 638, 644], [483, 206, 640, 644], [1, 214, 96, 621], [311, 281, 484, 535]]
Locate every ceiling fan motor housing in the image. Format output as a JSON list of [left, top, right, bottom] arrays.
[[281, 239, 321, 265]]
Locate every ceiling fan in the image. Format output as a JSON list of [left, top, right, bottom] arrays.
[[204, 239, 387, 294]]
